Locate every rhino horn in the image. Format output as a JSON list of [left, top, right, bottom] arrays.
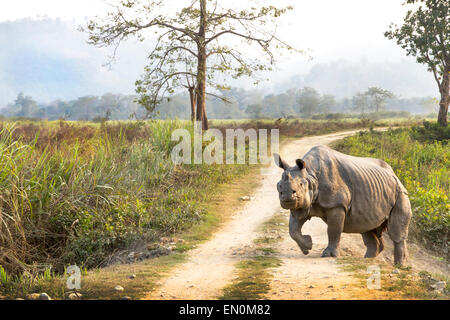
[[287, 171, 293, 180]]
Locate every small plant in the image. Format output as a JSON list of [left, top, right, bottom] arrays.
[[0, 265, 10, 287]]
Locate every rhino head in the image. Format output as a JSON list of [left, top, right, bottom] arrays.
[[274, 153, 313, 210], [274, 153, 314, 255]]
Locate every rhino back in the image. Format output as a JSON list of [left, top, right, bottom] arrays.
[[304, 146, 400, 232]]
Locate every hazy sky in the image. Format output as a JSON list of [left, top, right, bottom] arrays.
[[0, 0, 436, 105], [0, 0, 409, 60]]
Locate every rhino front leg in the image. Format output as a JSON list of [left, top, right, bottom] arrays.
[[289, 210, 313, 255], [322, 207, 345, 258]]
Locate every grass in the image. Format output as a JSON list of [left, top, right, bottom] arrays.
[[210, 118, 420, 138], [219, 212, 286, 300], [0, 159, 262, 299], [0, 117, 424, 299], [337, 256, 449, 299], [0, 119, 250, 296]]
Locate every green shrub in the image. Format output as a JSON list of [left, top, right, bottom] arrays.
[[412, 121, 450, 143], [0, 120, 248, 276]]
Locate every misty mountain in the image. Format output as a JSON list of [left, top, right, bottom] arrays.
[[274, 59, 437, 99], [0, 18, 146, 107], [0, 18, 440, 110]]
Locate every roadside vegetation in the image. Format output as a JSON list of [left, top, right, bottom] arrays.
[[337, 255, 449, 300], [0, 117, 428, 298], [210, 118, 419, 138], [333, 122, 449, 260], [0, 120, 249, 291]]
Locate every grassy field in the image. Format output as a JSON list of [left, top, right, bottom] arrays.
[[332, 122, 449, 260], [0, 120, 248, 278], [0, 117, 426, 298]]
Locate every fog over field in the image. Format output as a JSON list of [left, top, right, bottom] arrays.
[[0, 0, 438, 108]]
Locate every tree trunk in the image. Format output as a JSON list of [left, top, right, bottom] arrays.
[[195, 0, 208, 130], [438, 96, 449, 126], [189, 86, 196, 122], [196, 53, 207, 130], [202, 96, 208, 129], [438, 71, 449, 127]]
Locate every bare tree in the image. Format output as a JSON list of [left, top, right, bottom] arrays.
[[83, 0, 300, 129]]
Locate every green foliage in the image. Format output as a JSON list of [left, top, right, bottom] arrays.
[[245, 104, 263, 119], [333, 126, 449, 258], [0, 120, 248, 277], [353, 87, 395, 115], [364, 111, 413, 120], [1, 88, 439, 121], [385, 0, 449, 126], [298, 87, 321, 117], [352, 91, 369, 115], [311, 111, 413, 121], [311, 113, 351, 120], [412, 121, 450, 143], [366, 87, 394, 112], [385, 0, 448, 80]]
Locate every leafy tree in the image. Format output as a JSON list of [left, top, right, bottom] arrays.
[[14, 93, 38, 117], [10, 92, 39, 117], [298, 87, 321, 117], [84, 0, 298, 129], [385, 0, 449, 126], [319, 94, 336, 114], [365, 87, 394, 112], [352, 92, 369, 116], [73, 96, 99, 121], [245, 104, 263, 119]]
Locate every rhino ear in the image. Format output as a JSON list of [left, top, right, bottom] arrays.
[[274, 153, 289, 170], [296, 159, 306, 170]]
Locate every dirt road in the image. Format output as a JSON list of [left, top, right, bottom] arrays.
[[144, 129, 448, 300]]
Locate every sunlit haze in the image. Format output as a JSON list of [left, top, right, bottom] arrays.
[[0, 0, 436, 106]]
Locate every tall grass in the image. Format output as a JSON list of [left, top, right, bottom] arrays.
[[0, 118, 423, 291], [210, 118, 421, 138], [0, 120, 248, 277], [333, 125, 449, 259]]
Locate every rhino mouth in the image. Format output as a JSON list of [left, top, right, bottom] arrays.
[[280, 200, 298, 209]]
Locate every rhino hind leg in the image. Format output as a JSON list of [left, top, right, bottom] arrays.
[[387, 191, 412, 266], [362, 231, 382, 258], [362, 221, 387, 258], [378, 235, 385, 253]]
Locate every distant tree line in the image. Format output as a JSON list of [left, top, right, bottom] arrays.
[[0, 93, 145, 121], [0, 87, 439, 121]]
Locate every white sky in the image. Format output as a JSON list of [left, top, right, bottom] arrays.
[[1, 0, 428, 101], [0, 0, 409, 61]]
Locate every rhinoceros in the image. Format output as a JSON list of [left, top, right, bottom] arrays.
[[274, 145, 412, 265]]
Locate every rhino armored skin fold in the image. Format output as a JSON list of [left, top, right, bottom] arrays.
[[275, 145, 412, 266]]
